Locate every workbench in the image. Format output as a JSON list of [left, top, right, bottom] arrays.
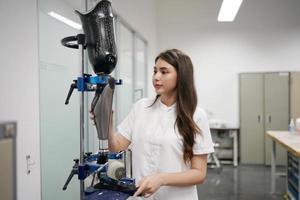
[[266, 131, 300, 200]]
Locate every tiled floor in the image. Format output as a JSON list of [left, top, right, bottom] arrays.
[[197, 165, 286, 200]]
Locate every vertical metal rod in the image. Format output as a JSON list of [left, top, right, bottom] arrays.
[[270, 140, 276, 194], [144, 41, 148, 97], [79, 43, 85, 200], [233, 130, 238, 167], [84, 0, 90, 154], [132, 31, 136, 103]]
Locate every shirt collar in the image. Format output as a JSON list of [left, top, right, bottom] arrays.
[[158, 98, 177, 112]]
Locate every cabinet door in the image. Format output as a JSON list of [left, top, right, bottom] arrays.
[[264, 73, 289, 165], [290, 72, 300, 119], [240, 73, 265, 164]]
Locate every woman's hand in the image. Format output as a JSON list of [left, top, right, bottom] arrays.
[[89, 109, 95, 125], [134, 174, 164, 198], [89, 109, 114, 127]]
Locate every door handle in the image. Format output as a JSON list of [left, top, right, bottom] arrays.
[[267, 114, 271, 123], [258, 115, 262, 123]]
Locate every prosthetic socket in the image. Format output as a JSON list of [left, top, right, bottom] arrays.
[[75, 0, 117, 75]]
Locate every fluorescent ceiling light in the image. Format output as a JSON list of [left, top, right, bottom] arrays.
[[218, 0, 243, 22], [48, 11, 82, 30]]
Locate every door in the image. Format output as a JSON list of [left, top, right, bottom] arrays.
[[240, 73, 265, 164], [264, 72, 289, 165]]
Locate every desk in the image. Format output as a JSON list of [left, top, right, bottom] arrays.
[[266, 131, 300, 200], [210, 128, 239, 167]]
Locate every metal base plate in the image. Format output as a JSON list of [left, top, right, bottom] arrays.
[[84, 189, 130, 200]]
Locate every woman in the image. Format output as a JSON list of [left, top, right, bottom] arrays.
[[101, 49, 214, 199]]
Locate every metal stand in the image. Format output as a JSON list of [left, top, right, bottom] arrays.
[[61, 34, 136, 200], [78, 34, 85, 200]]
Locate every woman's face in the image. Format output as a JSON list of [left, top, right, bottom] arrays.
[[152, 58, 177, 96]]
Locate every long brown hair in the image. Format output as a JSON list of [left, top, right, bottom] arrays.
[[154, 49, 200, 164]]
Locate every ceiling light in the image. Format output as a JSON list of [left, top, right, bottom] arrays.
[[48, 11, 82, 30], [218, 0, 243, 22]]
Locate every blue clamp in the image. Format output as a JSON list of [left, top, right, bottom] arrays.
[[77, 75, 122, 92], [65, 74, 122, 104], [107, 152, 123, 160]]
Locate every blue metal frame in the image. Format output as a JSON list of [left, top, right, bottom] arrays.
[[77, 75, 122, 92], [77, 152, 124, 180]]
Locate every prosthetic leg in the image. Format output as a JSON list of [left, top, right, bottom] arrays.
[[61, 1, 137, 200]]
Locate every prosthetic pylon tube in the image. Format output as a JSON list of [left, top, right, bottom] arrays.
[[75, 0, 118, 75], [91, 77, 115, 140]]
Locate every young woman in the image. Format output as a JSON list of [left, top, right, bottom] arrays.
[[104, 49, 214, 199]]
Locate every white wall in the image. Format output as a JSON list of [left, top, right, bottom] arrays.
[[157, 0, 300, 127], [0, 0, 41, 200]]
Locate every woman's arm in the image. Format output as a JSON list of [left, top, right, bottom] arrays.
[[108, 131, 131, 152], [160, 154, 207, 186], [90, 110, 131, 152], [134, 154, 208, 198], [107, 112, 131, 152]]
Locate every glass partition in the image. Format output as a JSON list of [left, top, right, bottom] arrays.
[[134, 36, 147, 102], [114, 22, 134, 125], [39, 0, 83, 200]]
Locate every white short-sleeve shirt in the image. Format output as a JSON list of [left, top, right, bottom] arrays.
[[117, 98, 214, 200]]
